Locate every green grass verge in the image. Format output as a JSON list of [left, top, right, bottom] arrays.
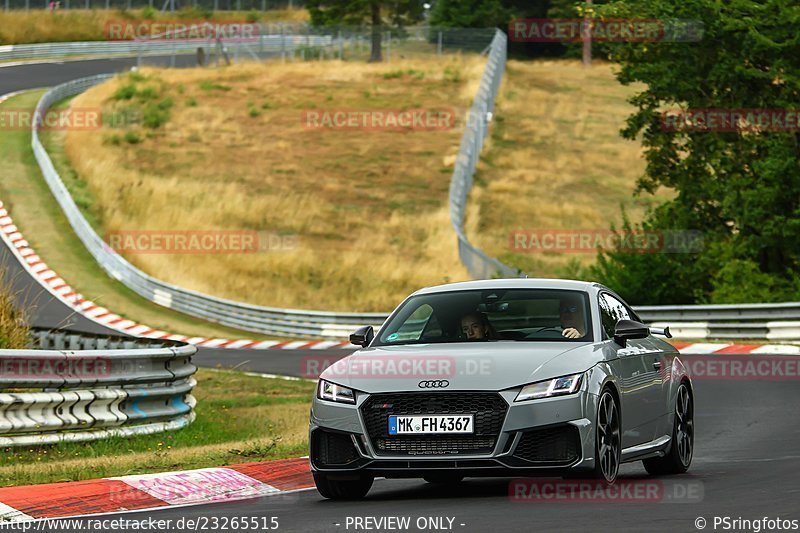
[[0, 368, 314, 487], [0, 91, 280, 340]]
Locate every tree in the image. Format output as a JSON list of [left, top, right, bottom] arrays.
[[429, 0, 507, 28], [590, 0, 800, 304], [307, 0, 424, 62]]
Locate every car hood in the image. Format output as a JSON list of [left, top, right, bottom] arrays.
[[319, 341, 602, 393]]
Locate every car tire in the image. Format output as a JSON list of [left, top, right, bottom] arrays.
[[591, 389, 621, 484], [312, 471, 374, 500], [423, 473, 464, 484], [644, 382, 694, 476]]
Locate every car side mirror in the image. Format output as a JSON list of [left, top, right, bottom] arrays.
[[613, 319, 650, 347], [349, 326, 374, 347]]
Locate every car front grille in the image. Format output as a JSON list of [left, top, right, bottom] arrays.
[[512, 425, 581, 465], [361, 392, 508, 456]]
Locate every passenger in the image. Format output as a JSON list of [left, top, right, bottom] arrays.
[[461, 312, 494, 341]]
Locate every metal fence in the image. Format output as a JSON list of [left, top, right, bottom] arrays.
[[2, 0, 302, 10], [447, 29, 520, 279], [0, 328, 196, 446], [0, 34, 330, 63], [1, 25, 496, 65]]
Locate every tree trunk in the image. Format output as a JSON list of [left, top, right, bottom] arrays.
[[369, 1, 382, 63]]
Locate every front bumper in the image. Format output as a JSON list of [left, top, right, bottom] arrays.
[[309, 389, 598, 478]]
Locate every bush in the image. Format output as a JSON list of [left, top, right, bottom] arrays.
[[0, 269, 29, 349], [142, 100, 171, 128], [383, 69, 425, 80], [124, 131, 142, 144], [141, 5, 157, 19], [710, 260, 800, 304], [112, 84, 137, 101], [104, 133, 122, 146], [137, 86, 158, 100], [443, 66, 461, 83], [198, 80, 232, 92]]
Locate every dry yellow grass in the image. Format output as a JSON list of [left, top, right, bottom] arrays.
[[0, 268, 29, 349], [0, 8, 309, 45], [467, 59, 671, 276], [65, 57, 480, 311]]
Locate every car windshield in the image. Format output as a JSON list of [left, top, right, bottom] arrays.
[[374, 288, 593, 346]]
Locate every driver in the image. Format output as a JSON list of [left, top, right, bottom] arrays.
[[560, 297, 586, 339], [461, 312, 494, 341]]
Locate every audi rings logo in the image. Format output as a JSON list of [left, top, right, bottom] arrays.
[[418, 380, 449, 389]]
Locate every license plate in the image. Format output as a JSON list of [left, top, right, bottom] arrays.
[[388, 415, 474, 435]]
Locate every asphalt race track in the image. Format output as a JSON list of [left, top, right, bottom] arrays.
[[3, 55, 799, 533], [49, 379, 800, 532]]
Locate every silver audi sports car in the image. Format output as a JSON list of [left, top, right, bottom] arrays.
[[309, 279, 694, 499]]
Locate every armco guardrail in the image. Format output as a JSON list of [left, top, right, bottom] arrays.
[[0, 328, 196, 446], [448, 29, 520, 279], [637, 302, 800, 341], [0, 35, 330, 63]]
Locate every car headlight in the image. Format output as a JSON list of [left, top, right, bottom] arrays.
[[514, 373, 584, 402], [317, 380, 356, 404]]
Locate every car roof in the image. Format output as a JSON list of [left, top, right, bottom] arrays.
[[412, 278, 602, 296]]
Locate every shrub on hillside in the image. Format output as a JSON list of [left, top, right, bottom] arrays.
[[0, 269, 29, 349]]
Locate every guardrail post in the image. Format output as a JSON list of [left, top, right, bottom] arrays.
[[438, 31, 443, 56], [280, 24, 285, 60]]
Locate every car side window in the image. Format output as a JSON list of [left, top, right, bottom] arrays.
[[598, 293, 631, 339]]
